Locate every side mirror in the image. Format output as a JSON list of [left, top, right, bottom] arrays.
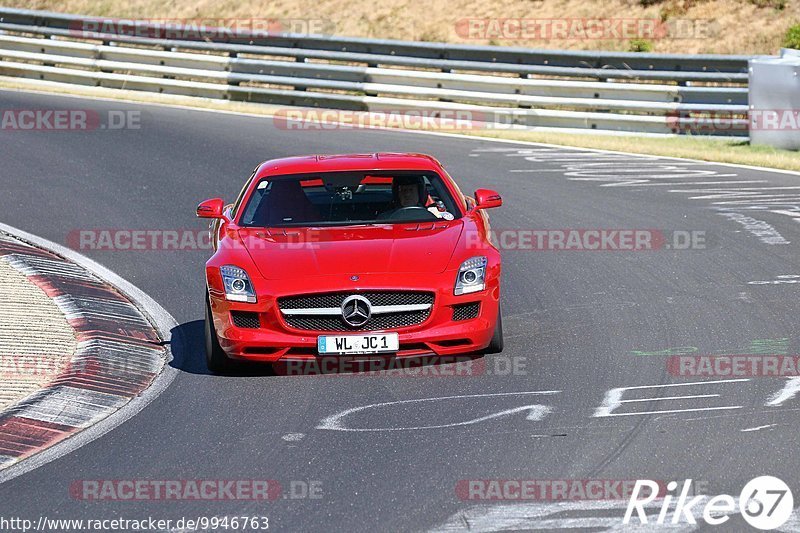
[[474, 189, 502, 210], [196, 198, 224, 218]]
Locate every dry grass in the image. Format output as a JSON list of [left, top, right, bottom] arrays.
[[8, 0, 799, 54]]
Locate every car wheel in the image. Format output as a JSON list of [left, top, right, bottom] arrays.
[[484, 309, 504, 354], [205, 293, 233, 374]]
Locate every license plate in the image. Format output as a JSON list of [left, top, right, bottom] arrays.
[[317, 333, 399, 355]]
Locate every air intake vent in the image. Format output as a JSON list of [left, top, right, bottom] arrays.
[[452, 302, 480, 321], [231, 311, 260, 329]]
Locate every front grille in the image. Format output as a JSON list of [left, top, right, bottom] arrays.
[[231, 311, 261, 329], [453, 302, 480, 321], [279, 292, 433, 309], [278, 291, 434, 332], [284, 310, 430, 332]]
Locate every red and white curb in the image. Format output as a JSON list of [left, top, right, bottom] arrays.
[[0, 224, 178, 483]]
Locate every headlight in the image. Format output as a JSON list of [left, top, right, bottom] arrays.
[[454, 256, 487, 295], [220, 265, 256, 303]]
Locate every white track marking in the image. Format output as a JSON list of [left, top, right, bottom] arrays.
[[563, 160, 692, 165], [478, 145, 800, 225], [602, 379, 749, 391], [594, 380, 749, 418], [506, 152, 643, 158], [0, 222, 178, 485], [317, 391, 559, 432], [766, 378, 800, 406], [665, 187, 800, 216], [771, 210, 800, 218], [678, 186, 800, 195], [495, 148, 745, 189], [619, 394, 720, 403], [748, 274, 800, 285], [598, 406, 743, 417], [621, 181, 768, 187], [718, 213, 790, 245], [741, 424, 777, 432], [509, 168, 594, 172], [316, 404, 553, 431]]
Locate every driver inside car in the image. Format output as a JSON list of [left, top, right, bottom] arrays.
[[397, 181, 422, 208], [378, 176, 445, 220]]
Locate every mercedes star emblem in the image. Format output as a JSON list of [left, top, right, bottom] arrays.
[[341, 295, 371, 327]]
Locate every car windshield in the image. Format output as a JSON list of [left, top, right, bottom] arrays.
[[238, 171, 461, 227]]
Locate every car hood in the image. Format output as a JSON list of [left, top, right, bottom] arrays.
[[237, 222, 464, 280]]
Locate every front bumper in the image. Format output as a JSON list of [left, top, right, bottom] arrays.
[[208, 271, 500, 363]]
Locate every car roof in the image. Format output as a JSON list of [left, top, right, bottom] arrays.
[[254, 153, 443, 178]]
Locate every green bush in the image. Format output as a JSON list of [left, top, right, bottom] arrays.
[[784, 24, 800, 49], [629, 39, 654, 52]]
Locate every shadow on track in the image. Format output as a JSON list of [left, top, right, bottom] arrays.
[[168, 320, 275, 377], [168, 319, 486, 378]]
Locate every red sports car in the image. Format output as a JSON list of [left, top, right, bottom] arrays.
[[198, 153, 503, 373]]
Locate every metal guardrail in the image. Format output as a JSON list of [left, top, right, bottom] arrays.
[[0, 7, 754, 136]]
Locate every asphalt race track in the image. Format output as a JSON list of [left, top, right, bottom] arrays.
[[3, 89, 800, 532]]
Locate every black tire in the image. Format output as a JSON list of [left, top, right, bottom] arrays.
[[484, 309, 504, 354], [205, 293, 233, 374]]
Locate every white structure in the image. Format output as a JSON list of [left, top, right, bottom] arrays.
[[749, 49, 800, 150]]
